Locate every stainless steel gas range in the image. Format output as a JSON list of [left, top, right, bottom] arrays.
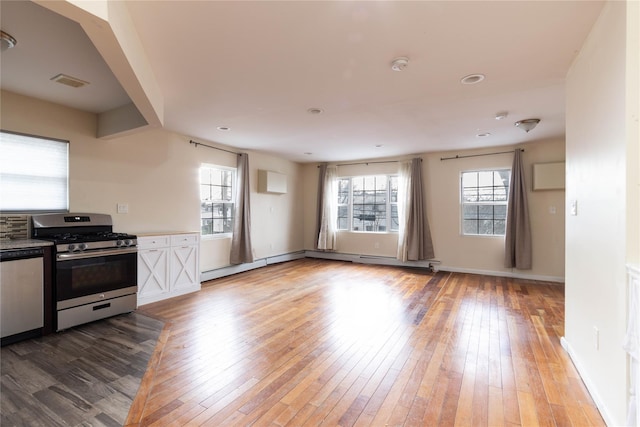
[[32, 213, 137, 331]]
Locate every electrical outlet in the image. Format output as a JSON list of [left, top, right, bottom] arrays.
[[549, 206, 557, 215], [117, 203, 129, 214], [570, 200, 578, 216], [593, 326, 599, 350], [374, 242, 380, 249]]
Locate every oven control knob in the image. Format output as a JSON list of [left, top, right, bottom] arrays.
[[116, 240, 123, 247], [79, 243, 88, 251], [68, 244, 76, 252], [124, 239, 133, 246]]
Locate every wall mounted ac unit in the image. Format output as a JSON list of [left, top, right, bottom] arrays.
[[258, 170, 287, 194]]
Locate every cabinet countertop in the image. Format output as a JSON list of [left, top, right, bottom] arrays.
[[0, 239, 54, 251], [136, 232, 199, 237]]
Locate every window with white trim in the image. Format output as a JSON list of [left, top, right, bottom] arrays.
[[200, 165, 235, 236], [0, 130, 69, 212], [461, 169, 510, 236], [337, 175, 398, 232]]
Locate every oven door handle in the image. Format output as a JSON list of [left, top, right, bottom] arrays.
[[56, 247, 137, 261]]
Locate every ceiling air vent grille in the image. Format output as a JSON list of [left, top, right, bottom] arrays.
[[50, 73, 89, 88]]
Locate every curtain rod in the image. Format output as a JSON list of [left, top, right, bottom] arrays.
[[440, 148, 524, 161], [317, 159, 422, 168], [190, 140, 240, 155]]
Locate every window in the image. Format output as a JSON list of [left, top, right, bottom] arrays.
[[337, 175, 398, 232], [461, 169, 510, 236], [0, 130, 69, 212], [200, 165, 235, 236]]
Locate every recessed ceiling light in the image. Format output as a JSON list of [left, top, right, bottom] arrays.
[[217, 126, 230, 131], [461, 74, 485, 85], [307, 108, 323, 115], [304, 152, 313, 155], [495, 111, 508, 120], [476, 132, 491, 138], [375, 144, 383, 148]]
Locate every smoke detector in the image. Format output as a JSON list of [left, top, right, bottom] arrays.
[[1, 30, 17, 51], [391, 57, 409, 72]]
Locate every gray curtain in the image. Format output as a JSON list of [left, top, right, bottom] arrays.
[[314, 163, 328, 250], [316, 165, 337, 250], [398, 158, 435, 261], [230, 153, 254, 264], [504, 149, 532, 269]]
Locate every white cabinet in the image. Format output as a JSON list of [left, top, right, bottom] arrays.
[[137, 233, 200, 306]]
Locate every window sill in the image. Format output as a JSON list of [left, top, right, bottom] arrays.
[[201, 233, 232, 241], [337, 230, 398, 235]]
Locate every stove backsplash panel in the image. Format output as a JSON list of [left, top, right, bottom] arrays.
[[0, 215, 30, 240]]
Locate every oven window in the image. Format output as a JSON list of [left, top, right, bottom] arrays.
[[56, 253, 137, 301]]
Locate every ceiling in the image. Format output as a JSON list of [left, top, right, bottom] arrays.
[[0, 1, 604, 163]]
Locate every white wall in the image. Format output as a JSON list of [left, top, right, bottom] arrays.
[[564, 1, 639, 425], [303, 138, 566, 280], [427, 140, 565, 280], [0, 90, 305, 273]]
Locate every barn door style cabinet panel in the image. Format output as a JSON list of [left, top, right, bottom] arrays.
[[137, 232, 200, 306]]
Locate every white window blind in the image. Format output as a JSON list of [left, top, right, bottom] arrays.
[[0, 131, 69, 212]]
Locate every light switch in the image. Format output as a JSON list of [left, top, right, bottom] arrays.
[[570, 200, 578, 216], [548, 206, 557, 215], [117, 203, 129, 214]]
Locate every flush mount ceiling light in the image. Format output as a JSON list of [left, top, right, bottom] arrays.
[[0, 30, 17, 51], [50, 73, 90, 88], [515, 118, 540, 133], [391, 57, 409, 72], [307, 107, 323, 115], [476, 132, 491, 138], [216, 126, 230, 131], [460, 73, 485, 85]]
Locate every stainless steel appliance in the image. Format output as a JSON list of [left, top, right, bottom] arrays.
[[0, 247, 44, 343], [31, 213, 137, 331]]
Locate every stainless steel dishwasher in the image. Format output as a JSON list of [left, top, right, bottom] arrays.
[[0, 247, 44, 343]]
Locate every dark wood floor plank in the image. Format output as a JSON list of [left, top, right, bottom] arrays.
[[1, 312, 163, 427]]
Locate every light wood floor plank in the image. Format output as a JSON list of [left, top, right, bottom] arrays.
[[126, 259, 605, 427]]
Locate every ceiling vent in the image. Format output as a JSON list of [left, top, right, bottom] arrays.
[[50, 73, 89, 88]]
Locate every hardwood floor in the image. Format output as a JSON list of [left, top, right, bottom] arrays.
[[130, 258, 604, 426]]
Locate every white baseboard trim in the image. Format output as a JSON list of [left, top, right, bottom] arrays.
[[560, 337, 614, 426], [435, 265, 565, 283], [200, 251, 306, 282]]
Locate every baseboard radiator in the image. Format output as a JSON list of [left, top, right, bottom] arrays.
[[200, 251, 307, 282], [304, 250, 440, 271]]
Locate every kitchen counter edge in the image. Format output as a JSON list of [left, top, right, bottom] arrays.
[[0, 239, 54, 251], [136, 231, 199, 237]]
